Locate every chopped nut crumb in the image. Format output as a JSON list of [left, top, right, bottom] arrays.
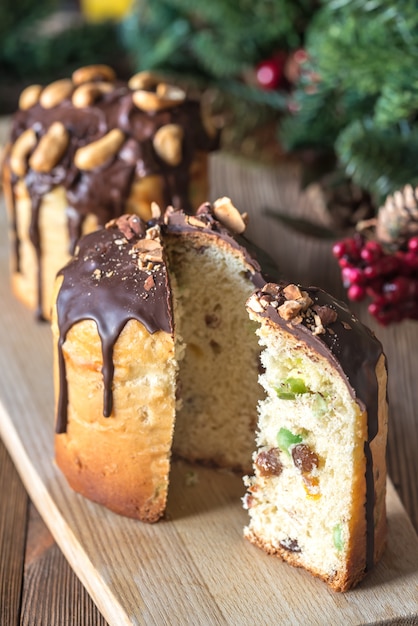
[[313, 304, 338, 327], [278, 300, 303, 320], [187, 215, 208, 229], [144, 275, 155, 291], [283, 284, 303, 300]]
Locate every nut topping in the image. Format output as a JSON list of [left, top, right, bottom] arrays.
[[278, 299, 304, 320], [72, 64, 116, 85], [133, 238, 161, 252], [29, 122, 69, 173], [18, 84, 43, 110], [213, 197, 246, 234], [153, 124, 184, 166], [151, 202, 161, 220], [72, 81, 114, 108], [283, 284, 303, 300], [312, 304, 338, 327], [144, 275, 155, 291], [110, 214, 145, 240], [248, 282, 338, 338], [246, 293, 266, 314], [39, 79, 73, 108], [128, 70, 162, 90], [10, 128, 37, 177], [132, 83, 186, 112], [187, 215, 207, 229], [74, 129, 125, 170]]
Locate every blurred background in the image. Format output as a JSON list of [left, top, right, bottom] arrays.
[[3, 1, 418, 279], [3, 1, 418, 210]]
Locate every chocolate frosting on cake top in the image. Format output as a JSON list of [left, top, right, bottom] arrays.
[[5, 65, 218, 319]]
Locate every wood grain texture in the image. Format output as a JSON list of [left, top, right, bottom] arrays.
[[0, 180, 418, 624], [0, 441, 28, 626]]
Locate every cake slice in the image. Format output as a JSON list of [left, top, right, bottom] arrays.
[[244, 282, 388, 591]]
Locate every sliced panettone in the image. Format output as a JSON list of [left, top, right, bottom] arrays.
[[244, 282, 388, 591]]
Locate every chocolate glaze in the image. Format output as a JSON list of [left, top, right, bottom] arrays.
[[5, 72, 218, 319], [55, 203, 274, 435], [251, 283, 385, 574], [55, 215, 172, 434]]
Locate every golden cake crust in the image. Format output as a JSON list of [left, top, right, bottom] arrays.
[[52, 279, 177, 522]]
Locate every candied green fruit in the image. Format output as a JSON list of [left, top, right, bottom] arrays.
[[275, 377, 309, 400], [277, 427, 303, 455], [333, 523, 344, 552], [312, 393, 328, 417]]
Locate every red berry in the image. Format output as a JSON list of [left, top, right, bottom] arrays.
[[383, 276, 410, 303], [338, 256, 352, 268], [365, 278, 384, 298], [408, 236, 418, 253], [360, 240, 383, 263], [364, 255, 400, 279], [401, 251, 418, 273], [332, 241, 347, 259], [344, 236, 362, 259], [256, 57, 285, 90], [342, 266, 364, 286], [363, 265, 379, 279], [347, 284, 366, 301]]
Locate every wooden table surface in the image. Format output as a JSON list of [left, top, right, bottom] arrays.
[[1, 151, 417, 625]]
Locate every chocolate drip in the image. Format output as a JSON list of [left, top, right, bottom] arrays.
[[9, 182, 20, 273], [29, 196, 45, 321], [55, 220, 173, 434], [255, 284, 384, 574], [6, 75, 218, 318]]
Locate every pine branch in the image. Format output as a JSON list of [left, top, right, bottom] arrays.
[[336, 120, 418, 203]]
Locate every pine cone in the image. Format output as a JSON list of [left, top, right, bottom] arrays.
[[317, 171, 374, 231], [376, 184, 418, 249]]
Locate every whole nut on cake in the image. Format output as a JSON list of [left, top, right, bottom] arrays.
[[128, 70, 162, 90], [153, 124, 184, 166], [29, 122, 70, 173], [72, 63, 116, 85], [18, 84, 43, 111], [72, 82, 115, 108], [9, 128, 37, 177], [132, 84, 186, 112], [213, 197, 247, 234], [74, 129, 125, 170], [39, 79, 73, 108]]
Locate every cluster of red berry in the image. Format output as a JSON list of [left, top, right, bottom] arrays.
[[332, 235, 418, 325]]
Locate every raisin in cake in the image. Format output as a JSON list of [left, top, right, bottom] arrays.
[[51, 198, 268, 522], [244, 282, 388, 591], [3, 64, 217, 320]]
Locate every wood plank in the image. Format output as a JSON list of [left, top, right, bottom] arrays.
[[0, 190, 418, 624], [0, 439, 28, 626], [19, 503, 109, 626]]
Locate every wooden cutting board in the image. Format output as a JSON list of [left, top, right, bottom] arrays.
[[0, 206, 417, 626]]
